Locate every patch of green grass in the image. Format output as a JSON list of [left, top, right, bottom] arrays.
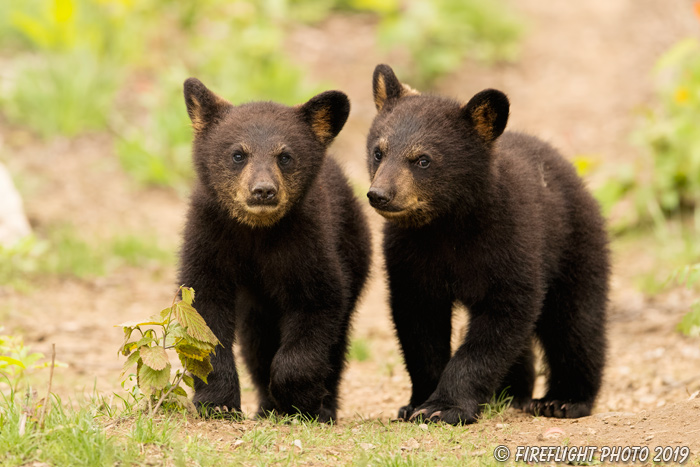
[[0, 392, 139, 467], [42, 226, 106, 278], [479, 389, 513, 421], [0, 227, 174, 289], [1, 386, 515, 466], [129, 411, 179, 445], [109, 233, 174, 268], [2, 52, 121, 139], [348, 337, 372, 362]]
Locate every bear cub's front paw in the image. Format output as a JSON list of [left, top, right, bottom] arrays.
[[194, 401, 244, 420], [269, 375, 331, 423], [410, 398, 480, 425]]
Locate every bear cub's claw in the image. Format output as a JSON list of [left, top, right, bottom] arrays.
[[406, 399, 479, 425], [195, 402, 245, 421], [527, 399, 592, 418], [396, 404, 415, 421]]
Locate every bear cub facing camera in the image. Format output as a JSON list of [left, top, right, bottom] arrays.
[[367, 64, 610, 424], [179, 78, 371, 422]]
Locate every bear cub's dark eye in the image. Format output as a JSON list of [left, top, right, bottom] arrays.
[[278, 153, 292, 166], [232, 153, 246, 164], [373, 148, 383, 162], [416, 157, 431, 169]]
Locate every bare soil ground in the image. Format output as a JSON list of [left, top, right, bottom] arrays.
[[3, 0, 700, 462]]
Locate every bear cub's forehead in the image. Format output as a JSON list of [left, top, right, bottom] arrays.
[[223, 101, 301, 128], [373, 96, 463, 144], [212, 102, 308, 147]]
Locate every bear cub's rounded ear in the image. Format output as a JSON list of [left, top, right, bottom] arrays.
[[183, 78, 231, 134], [299, 90, 350, 146], [372, 64, 420, 112], [462, 89, 510, 144]]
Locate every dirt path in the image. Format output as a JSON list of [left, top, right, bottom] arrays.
[[2, 0, 700, 458]]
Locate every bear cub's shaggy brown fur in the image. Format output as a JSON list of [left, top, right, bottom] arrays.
[[366, 64, 609, 425], [179, 78, 371, 422]]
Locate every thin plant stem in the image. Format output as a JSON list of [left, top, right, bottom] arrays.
[[151, 371, 185, 416], [38, 343, 56, 429]]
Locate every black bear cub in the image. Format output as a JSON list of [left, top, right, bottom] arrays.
[[180, 78, 371, 422], [367, 64, 609, 425]]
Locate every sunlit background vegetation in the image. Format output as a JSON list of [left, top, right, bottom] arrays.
[[0, 0, 521, 186]]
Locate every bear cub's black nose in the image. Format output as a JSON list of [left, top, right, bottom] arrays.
[[252, 182, 277, 201], [367, 188, 391, 207]]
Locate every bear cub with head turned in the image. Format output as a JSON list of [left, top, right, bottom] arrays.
[[180, 78, 371, 422], [366, 64, 609, 425]]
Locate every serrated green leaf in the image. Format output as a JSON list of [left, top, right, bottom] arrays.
[[139, 363, 171, 396], [179, 354, 213, 383], [180, 286, 195, 306], [120, 350, 141, 378], [135, 335, 156, 349], [140, 345, 169, 371], [172, 386, 188, 397], [175, 343, 208, 361], [182, 374, 195, 389], [167, 322, 187, 339], [169, 324, 217, 354], [160, 307, 173, 320], [173, 302, 220, 345]]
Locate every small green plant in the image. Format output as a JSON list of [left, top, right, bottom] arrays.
[[119, 286, 220, 416], [672, 263, 700, 337], [0, 328, 50, 392], [479, 388, 513, 420]]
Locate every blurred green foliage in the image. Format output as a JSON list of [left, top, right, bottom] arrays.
[[347, 337, 371, 362], [597, 38, 700, 234], [0, 228, 173, 289], [5, 53, 120, 138], [375, 0, 522, 87], [0, 328, 47, 392], [672, 263, 700, 337], [0, 0, 522, 188]]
